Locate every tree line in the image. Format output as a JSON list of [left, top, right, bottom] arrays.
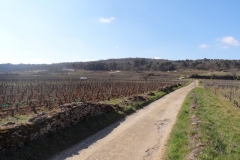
[[1, 58, 240, 72]]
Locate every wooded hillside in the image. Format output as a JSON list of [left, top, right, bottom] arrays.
[[1, 58, 240, 72]]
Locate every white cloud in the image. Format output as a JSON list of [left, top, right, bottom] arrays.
[[99, 17, 115, 23], [219, 36, 240, 46], [82, 59, 94, 62], [221, 46, 229, 49], [154, 57, 161, 59], [199, 44, 209, 49], [115, 46, 119, 49]]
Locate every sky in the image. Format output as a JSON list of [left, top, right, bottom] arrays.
[[0, 0, 240, 64]]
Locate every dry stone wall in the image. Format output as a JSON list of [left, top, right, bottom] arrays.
[[0, 102, 115, 151]]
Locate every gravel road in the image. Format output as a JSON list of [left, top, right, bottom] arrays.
[[51, 82, 196, 160]]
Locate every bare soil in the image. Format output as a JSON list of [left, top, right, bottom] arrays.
[[50, 82, 196, 160]]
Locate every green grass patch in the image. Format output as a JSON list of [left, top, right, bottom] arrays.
[[165, 87, 240, 160], [164, 89, 192, 160], [104, 98, 125, 105], [197, 88, 240, 160], [0, 114, 34, 125]]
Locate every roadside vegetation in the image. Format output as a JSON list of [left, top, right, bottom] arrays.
[[165, 84, 240, 159]]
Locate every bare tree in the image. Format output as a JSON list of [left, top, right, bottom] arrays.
[[141, 72, 154, 83], [231, 68, 238, 79]]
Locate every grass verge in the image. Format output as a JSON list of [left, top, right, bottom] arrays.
[[0, 85, 184, 160], [164, 88, 192, 159], [165, 86, 240, 160]]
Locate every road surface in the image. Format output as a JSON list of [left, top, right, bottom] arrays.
[[51, 82, 196, 160]]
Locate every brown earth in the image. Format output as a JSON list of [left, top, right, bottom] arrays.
[[50, 81, 197, 160]]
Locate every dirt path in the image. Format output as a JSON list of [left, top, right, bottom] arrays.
[[51, 82, 196, 160]]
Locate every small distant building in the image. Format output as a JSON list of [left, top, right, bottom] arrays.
[[80, 77, 88, 80], [62, 68, 75, 72]]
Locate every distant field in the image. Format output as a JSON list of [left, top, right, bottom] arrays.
[[0, 72, 186, 125], [1, 68, 238, 79]]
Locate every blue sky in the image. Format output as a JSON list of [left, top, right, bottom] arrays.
[[0, 0, 240, 64]]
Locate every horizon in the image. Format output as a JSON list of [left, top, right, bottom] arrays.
[[1, 1, 240, 64], [1, 57, 239, 65]]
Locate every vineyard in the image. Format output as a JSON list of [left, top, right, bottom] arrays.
[[202, 80, 240, 107], [0, 77, 186, 119]]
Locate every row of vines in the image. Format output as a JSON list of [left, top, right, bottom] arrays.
[[203, 80, 240, 107], [0, 78, 186, 118]]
